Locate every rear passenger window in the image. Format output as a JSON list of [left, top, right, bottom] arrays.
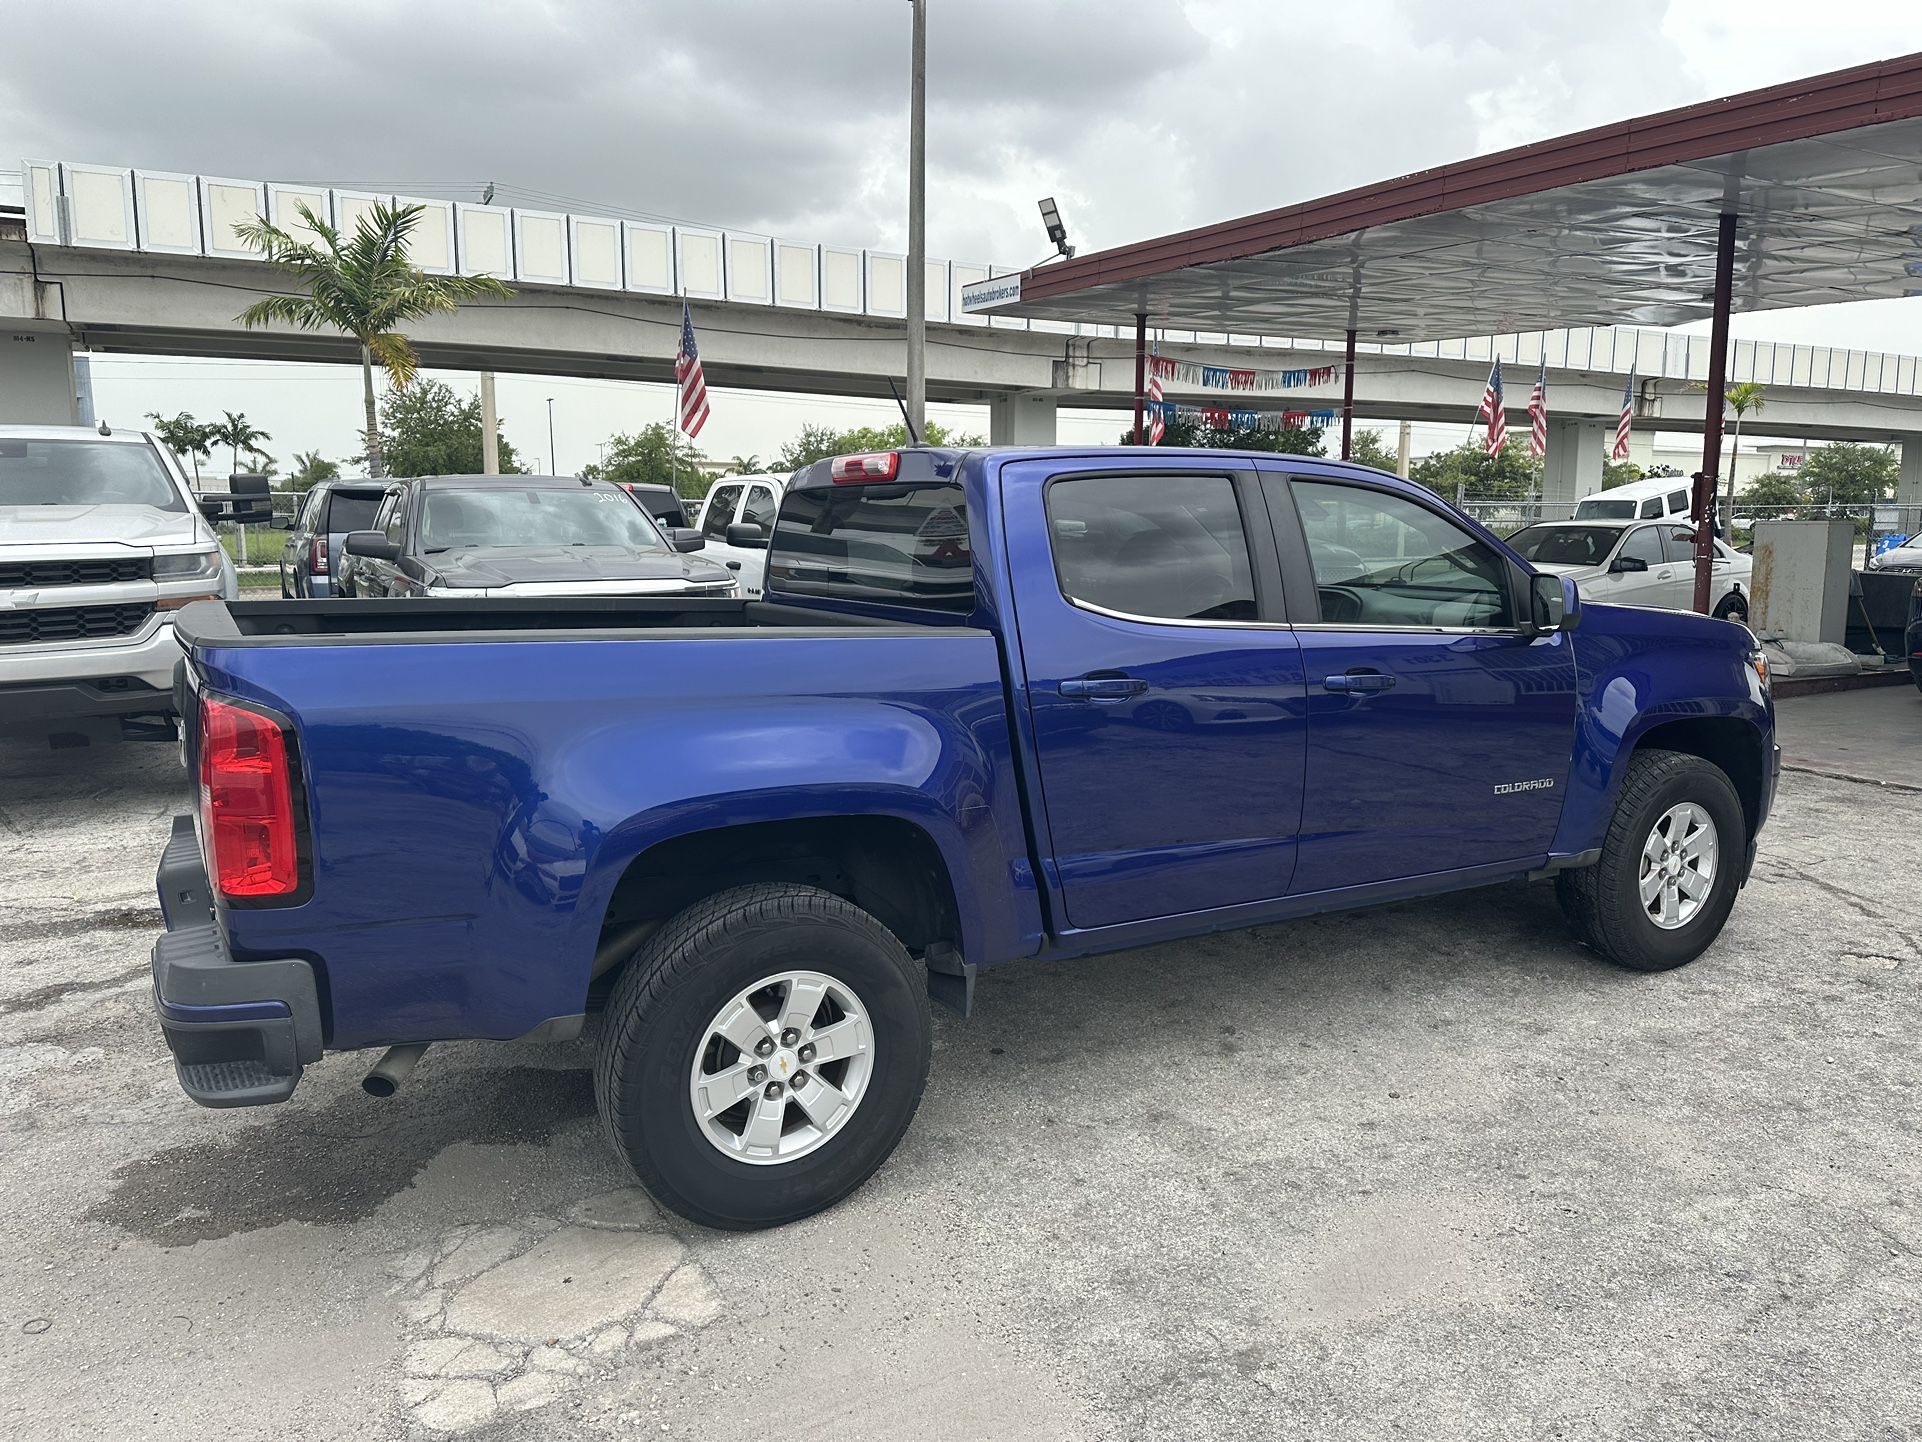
[[1640, 498, 1663, 518], [740, 485, 778, 529], [1668, 490, 1690, 515], [1047, 473, 1255, 623], [1662, 528, 1697, 564]]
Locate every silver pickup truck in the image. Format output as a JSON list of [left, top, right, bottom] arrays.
[[0, 424, 239, 745]]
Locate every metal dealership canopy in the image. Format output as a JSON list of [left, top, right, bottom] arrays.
[[966, 53, 1922, 343]]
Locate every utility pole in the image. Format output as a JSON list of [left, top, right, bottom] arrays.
[[480, 372, 500, 474], [546, 397, 557, 476], [904, 0, 927, 441]]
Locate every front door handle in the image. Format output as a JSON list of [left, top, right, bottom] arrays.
[[1321, 672, 1396, 694], [1060, 673, 1149, 700]]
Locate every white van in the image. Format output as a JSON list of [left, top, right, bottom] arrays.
[[1574, 477, 1695, 522], [693, 473, 789, 599]]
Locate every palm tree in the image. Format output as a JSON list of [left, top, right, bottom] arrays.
[[146, 411, 215, 485], [234, 202, 513, 478], [1694, 380, 1766, 522], [288, 449, 341, 493], [209, 410, 272, 475], [728, 453, 761, 475]]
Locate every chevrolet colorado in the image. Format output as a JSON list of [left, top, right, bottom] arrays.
[[149, 446, 1777, 1228]]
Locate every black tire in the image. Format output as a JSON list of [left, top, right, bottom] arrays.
[[594, 883, 932, 1230], [1713, 591, 1747, 621], [1556, 748, 1746, 973]]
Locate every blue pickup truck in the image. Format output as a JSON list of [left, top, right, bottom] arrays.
[[151, 447, 1777, 1228]]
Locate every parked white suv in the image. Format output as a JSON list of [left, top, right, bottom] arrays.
[[0, 425, 239, 745]]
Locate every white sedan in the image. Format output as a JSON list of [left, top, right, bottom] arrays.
[[1506, 519, 1751, 621], [1868, 538, 1922, 573]]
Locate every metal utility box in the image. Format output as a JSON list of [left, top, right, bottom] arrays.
[[1750, 520, 1853, 643]]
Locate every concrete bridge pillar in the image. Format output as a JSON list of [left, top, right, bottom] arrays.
[[0, 325, 80, 425], [1539, 418, 1604, 518], [987, 392, 1057, 446], [1900, 436, 1922, 509]]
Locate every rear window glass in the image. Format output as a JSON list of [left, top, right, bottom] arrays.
[[769, 482, 972, 613], [1574, 498, 1635, 519], [325, 492, 384, 532]]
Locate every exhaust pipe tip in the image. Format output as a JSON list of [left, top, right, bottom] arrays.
[[363, 1042, 429, 1099]]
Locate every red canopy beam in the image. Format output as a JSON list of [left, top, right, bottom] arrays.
[[1692, 212, 1736, 614]]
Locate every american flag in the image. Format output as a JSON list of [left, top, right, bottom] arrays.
[[1477, 357, 1507, 456], [675, 301, 710, 438], [1612, 368, 1635, 459], [1145, 340, 1165, 444], [1525, 357, 1548, 459]]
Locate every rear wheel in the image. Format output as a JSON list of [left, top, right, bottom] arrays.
[[594, 883, 932, 1230], [1713, 590, 1747, 621], [1556, 749, 1746, 972]]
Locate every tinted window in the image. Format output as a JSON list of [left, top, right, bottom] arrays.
[[1575, 498, 1636, 519], [380, 494, 405, 542], [1618, 526, 1665, 567], [1291, 480, 1513, 628], [1661, 527, 1697, 564], [0, 439, 183, 510], [1639, 497, 1663, 518], [1048, 473, 1254, 622], [702, 484, 744, 537], [1667, 490, 1690, 515], [741, 485, 778, 528], [420, 487, 669, 552], [769, 482, 972, 613], [325, 492, 384, 533], [1507, 524, 1621, 567]]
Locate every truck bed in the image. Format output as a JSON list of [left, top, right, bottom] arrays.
[[177, 596, 929, 644]]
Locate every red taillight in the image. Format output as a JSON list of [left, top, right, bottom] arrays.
[[198, 695, 301, 900], [311, 537, 328, 574], [831, 452, 900, 483]]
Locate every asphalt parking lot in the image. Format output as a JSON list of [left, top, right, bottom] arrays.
[[2, 694, 1919, 1442]]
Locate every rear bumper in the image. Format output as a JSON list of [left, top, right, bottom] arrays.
[[152, 815, 321, 1108]]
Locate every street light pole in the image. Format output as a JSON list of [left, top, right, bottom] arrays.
[[546, 397, 557, 476], [904, 0, 927, 442]]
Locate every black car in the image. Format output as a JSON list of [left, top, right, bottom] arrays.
[[340, 474, 736, 599], [620, 482, 694, 529], [1907, 576, 1922, 694], [275, 479, 392, 597]]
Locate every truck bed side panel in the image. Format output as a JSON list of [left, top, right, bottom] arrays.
[[196, 630, 1037, 1050]]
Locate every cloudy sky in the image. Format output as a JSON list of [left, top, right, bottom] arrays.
[[3, 0, 1915, 468]]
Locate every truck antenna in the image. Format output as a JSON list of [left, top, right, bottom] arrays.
[[886, 377, 922, 446]]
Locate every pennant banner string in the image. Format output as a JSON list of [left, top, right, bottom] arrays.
[[1148, 355, 1340, 392], [1148, 400, 1336, 433]]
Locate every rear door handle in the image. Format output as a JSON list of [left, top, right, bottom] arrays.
[[1321, 673, 1396, 694], [1060, 674, 1149, 700]]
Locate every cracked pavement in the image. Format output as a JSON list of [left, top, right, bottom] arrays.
[[2, 692, 1919, 1441]]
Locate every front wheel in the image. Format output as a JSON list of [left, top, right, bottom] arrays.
[[1556, 749, 1747, 972], [595, 884, 932, 1230]]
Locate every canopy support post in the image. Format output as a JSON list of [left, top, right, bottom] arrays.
[[1133, 312, 1147, 445], [1694, 211, 1736, 614], [1340, 329, 1357, 460]]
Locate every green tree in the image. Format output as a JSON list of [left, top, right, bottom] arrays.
[[235, 202, 513, 478], [726, 453, 762, 474], [287, 449, 341, 493], [1738, 470, 1810, 511], [1346, 429, 1400, 473], [208, 410, 272, 475], [581, 423, 708, 497], [774, 419, 984, 471], [1602, 458, 1644, 488], [146, 411, 216, 485], [1797, 442, 1898, 508], [1409, 438, 1539, 501], [1115, 416, 1326, 455], [375, 379, 523, 478], [1693, 380, 1766, 521]]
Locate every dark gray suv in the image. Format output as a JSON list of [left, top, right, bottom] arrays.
[[277, 480, 392, 598]]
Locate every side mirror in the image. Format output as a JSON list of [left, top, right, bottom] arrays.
[[270, 515, 295, 531], [343, 531, 401, 562], [1610, 554, 1648, 574], [725, 521, 769, 548], [1528, 573, 1581, 634], [669, 528, 706, 553]]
